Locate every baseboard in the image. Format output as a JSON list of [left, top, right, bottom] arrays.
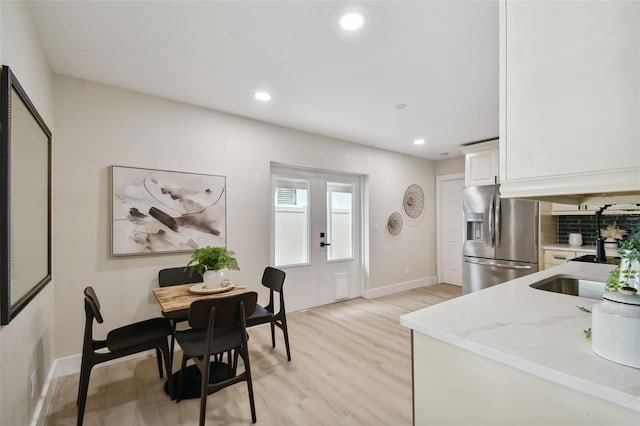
[[362, 276, 438, 299], [30, 349, 158, 426], [30, 357, 60, 426]]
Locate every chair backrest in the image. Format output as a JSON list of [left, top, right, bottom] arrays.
[[262, 267, 286, 292], [159, 267, 202, 287], [188, 292, 258, 330], [84, 286, 104, 324]]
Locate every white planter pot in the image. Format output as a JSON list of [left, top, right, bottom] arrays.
[[203, 269, 224, 288], [603, 238, 619, 257], [592, 287, 640, 369]]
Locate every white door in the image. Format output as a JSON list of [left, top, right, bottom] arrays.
[[271, 165, 362, 312], [437, 174, 464, 286]]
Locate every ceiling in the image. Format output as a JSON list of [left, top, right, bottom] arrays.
[[27, 1, 498, 160]]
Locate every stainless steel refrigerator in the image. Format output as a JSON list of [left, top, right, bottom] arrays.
[[462, 185, 538, 294]]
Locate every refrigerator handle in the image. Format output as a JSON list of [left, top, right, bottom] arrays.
[[488, 193, 495, 248], [465, 258, 533, 270], [495, 194, 501, 247]]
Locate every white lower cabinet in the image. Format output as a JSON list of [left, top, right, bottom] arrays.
[[543, 249, 577, 269], [412, 332, 637, 425]]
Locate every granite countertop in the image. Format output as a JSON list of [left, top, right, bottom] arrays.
[[400, 262, 640, 413], [543, 244, 596, 253]]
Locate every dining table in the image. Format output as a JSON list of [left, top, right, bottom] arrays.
[[153, 282, 249, 315], [152, 282, 249, 399]]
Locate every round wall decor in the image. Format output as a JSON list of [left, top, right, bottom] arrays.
[[403, 184, 424, 218], [387, 211, 403, 236]]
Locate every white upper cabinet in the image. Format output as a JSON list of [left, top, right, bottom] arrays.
[[499, 0, 640, 202], [462, 140, 499, 187]]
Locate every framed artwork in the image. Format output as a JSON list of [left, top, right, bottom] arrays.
[[111, 166, 226, 255], [1, 65, 52, 325]]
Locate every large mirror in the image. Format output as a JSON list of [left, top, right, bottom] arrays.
[[1, 65, 52, 325]]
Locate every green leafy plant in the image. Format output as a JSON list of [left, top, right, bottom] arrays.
[[605, 229, 640, 292], [576, 306, 592, 340], [576, 305, 591, 314], [185, 246, 240, 277]]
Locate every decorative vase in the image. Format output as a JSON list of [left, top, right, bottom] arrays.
[[203, 269, 224, 288], [568, 233, 583, 247], [604, 238, 619, 258]]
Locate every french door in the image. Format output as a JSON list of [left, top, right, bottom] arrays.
[[271, 165, 362, 312]]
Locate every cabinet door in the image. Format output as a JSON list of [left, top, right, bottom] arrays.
[[500, 1, 640, 193], [465, 149, 498, 187], [543, 250, 577, 269]]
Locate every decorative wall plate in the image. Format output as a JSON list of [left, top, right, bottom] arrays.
[[387, 211, 403, 236], [403, 184, 424, 218]]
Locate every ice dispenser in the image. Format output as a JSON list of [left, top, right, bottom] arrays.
[[465, 213, 484, 241]]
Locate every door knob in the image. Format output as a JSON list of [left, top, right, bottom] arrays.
[[320, 242, 331, 247]]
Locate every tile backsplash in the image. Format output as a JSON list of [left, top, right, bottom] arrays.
[[558, 214, 640, 246]]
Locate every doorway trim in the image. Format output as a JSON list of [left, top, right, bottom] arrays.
[[270, 162, 367, 309], [436, 173, 464, 285]]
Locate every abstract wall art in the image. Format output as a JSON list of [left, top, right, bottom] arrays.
[[112, 166, 226, 255]]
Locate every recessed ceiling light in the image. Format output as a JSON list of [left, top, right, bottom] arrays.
[[254, 91, 271, 102], [339, 12, 364, 31], [414, 138, 426, 145]]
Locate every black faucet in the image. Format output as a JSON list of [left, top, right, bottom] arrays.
[[594, 204, 612, 262]]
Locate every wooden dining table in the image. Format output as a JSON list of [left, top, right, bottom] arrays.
[[153, 282, 250, 400], [152, 282, 249, 314]]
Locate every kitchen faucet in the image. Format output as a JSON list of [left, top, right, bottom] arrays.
[[594, 204, 612, 262]]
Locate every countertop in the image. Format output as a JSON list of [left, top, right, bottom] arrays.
[[543, 244, 596, 253], [400, 262, 640, 413]]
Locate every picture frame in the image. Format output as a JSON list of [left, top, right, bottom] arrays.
[[112, 165, 226, 255], [0, 65, 52, 325]]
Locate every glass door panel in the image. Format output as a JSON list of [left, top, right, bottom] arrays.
[[327, 182, 353, 261], [273, 176, 309, 267]]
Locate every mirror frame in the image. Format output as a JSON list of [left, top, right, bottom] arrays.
[[0, 65, 52, 325]]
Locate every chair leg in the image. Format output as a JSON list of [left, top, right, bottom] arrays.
[[155, 348, 164, 378], [240, 348, 257, 423], [76, 361, 93, 426], [169, 320, 177, 372], [176, 354, 188, 403], [270, 321, 276, 348], [159, 340, 175, 399], [199, 358, 210, 426], [281, 317, 292, 362]]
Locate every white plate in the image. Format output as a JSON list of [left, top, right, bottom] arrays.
[[188, 284, 234, 295]]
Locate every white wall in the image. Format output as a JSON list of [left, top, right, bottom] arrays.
[[52, 75, 437, 358], [435, 155, 465, 176], [0, 2, 55, 425]]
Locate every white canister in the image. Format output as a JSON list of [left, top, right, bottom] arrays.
[[568, 233, 583, 247], [591, 287, 640, 369]]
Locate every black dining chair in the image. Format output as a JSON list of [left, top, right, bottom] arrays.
[[175, 291, 258, 425], [158, 267, 203, 362], [246, 266, 291, 361], [77, 286, 174, 426]]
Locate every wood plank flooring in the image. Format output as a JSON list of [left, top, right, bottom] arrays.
[[46, 284, 460, 426]]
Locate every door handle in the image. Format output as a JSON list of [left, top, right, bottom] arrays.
[[320, 242, 331, 247], [488, 193, 494, 248]]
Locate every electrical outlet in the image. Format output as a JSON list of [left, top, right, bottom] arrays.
[[30, 370, 36, 398], [404, 266, 409, 276]]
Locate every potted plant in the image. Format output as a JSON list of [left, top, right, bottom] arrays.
[[600, 223, 627, 257], [185, 246, 240, 287]]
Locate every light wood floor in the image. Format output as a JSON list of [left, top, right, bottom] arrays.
[[46, 284, 460, 425]]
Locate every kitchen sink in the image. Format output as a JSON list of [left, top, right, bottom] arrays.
[[529, 275, 604, 300]]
